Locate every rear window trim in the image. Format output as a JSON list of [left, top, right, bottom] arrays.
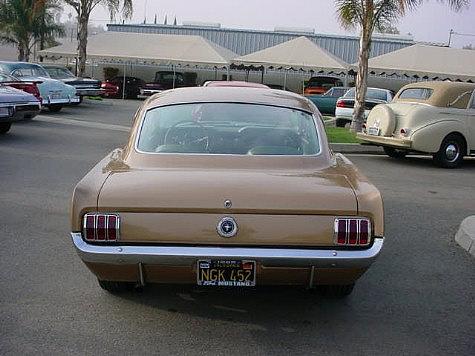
[[134, 101, 322, 157]]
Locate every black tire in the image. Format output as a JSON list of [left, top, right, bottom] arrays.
[[433, 134, 466, 168], [335, 118, 348, 128], [98, 279, 135, 294], [383, 146, 407, 159], [317, 283, 355, 298], [48, 105, 63, 113], [0, 122, 12, 134]]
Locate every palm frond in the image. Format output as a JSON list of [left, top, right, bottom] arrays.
[[335, 0, 364, 30]]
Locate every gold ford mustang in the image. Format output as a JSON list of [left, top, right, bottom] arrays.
[[70, 87, 384, 298]]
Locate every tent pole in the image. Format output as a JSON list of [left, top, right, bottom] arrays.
[[226, 66, 230, 81], [261, 66, 264, 84], [122, 63, 126, 100], [283, 70, 287, 89], [172, 65, 176, 88]]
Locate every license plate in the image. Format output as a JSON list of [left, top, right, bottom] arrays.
[[0, 107, 11, 118], [197, 260, 256, 287], [368, 127, 380, 136], [50, 93, 61, 99]]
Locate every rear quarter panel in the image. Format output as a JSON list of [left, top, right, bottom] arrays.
[[70, 154, 113, 231], [332, 154, 384, 237]]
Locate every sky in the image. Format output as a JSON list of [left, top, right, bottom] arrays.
[[71, 0, 475, 48]]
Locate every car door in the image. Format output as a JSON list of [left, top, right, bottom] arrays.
[[467, 89, 475, 154]]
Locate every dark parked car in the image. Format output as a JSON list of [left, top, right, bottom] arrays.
[[43, 64, 103, 101], [103, 76, 145, 99], [307, 87, 350, 115], [0, 85, 41, 134], [138, 71, 189, 99]]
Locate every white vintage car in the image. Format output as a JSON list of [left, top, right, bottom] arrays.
[[358, 81, 475, 168]]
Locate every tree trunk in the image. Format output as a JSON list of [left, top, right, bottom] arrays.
[[24, 45, 31, 62], [77, 11, 89, 77], [350, 25, 372, 132], [18, 44, 25, 61]]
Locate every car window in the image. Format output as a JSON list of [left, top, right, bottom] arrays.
[[0, 73, 16, 82], [45, 67, 75, 79], [399, 88, 433, 100], [137, 103, 320, 155], [11, 66, 49, 78], [333, 88, 347, 97], [343, 88, 388, 101], [308, 77, 342, 88]]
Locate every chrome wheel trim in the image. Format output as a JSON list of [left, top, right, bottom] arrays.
[[445, 143, 459, 162]]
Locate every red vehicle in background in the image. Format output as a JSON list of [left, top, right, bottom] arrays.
[[101, 81, 119, 97], [304, 76, 344, 96], [102, 76, 145, 99]]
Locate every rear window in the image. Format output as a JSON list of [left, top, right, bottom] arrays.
[[10, 65, 49, 78], [45, 67, 75, 79], [398, 88, 433, 100], [343, 88, 388, 101], [308, 77, 343, 88], [137, 103, 320, 155]]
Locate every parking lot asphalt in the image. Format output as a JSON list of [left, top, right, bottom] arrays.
[[1, 99, 474, 355]]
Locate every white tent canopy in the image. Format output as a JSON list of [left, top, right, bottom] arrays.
[[359, 44, 475, 82], [38, 32, 237, 68], [232, 36, 348, 73]]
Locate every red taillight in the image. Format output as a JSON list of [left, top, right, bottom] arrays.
[[336, 100, 346, 108], [334, 218, 372, 246], [337, 220, 346, 244], [8, 82, 41, 101], [83, 213, 120, 242]]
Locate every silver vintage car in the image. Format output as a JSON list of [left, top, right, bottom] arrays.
[[358, 81, 475, 168], [0, 61, 79, 112]]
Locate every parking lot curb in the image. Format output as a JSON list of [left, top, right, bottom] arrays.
[[330, 143, 383, 155], [455, 216, 475, 257]]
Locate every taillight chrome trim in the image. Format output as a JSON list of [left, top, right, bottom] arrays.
[[334, 218, 372, 247], [82, 213, 120, 242]]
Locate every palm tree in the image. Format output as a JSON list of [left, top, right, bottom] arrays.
[[335, 0, 469, 132], [64, 0, 133, 77], [0, 0, 64, 61]]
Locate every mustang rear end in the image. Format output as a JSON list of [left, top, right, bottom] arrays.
[[71, 87, 384, 297]]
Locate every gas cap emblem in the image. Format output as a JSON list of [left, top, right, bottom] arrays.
[[217, 217, 238, 238]]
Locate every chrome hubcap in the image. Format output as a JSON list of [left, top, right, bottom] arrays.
[[445, 144, 459, 162]]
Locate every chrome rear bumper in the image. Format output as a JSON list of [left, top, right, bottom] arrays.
[[357, 133, 412, 148], [71, 233, 384, 269]]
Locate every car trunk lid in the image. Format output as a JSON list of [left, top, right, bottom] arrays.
[[97, 168, 357, 246]]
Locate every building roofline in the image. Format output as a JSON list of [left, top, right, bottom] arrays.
[[107, 23, 415, 44]]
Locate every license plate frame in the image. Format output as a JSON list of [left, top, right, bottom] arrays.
[[368, 127, 380, 136], [197, 259, 256, 287]]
